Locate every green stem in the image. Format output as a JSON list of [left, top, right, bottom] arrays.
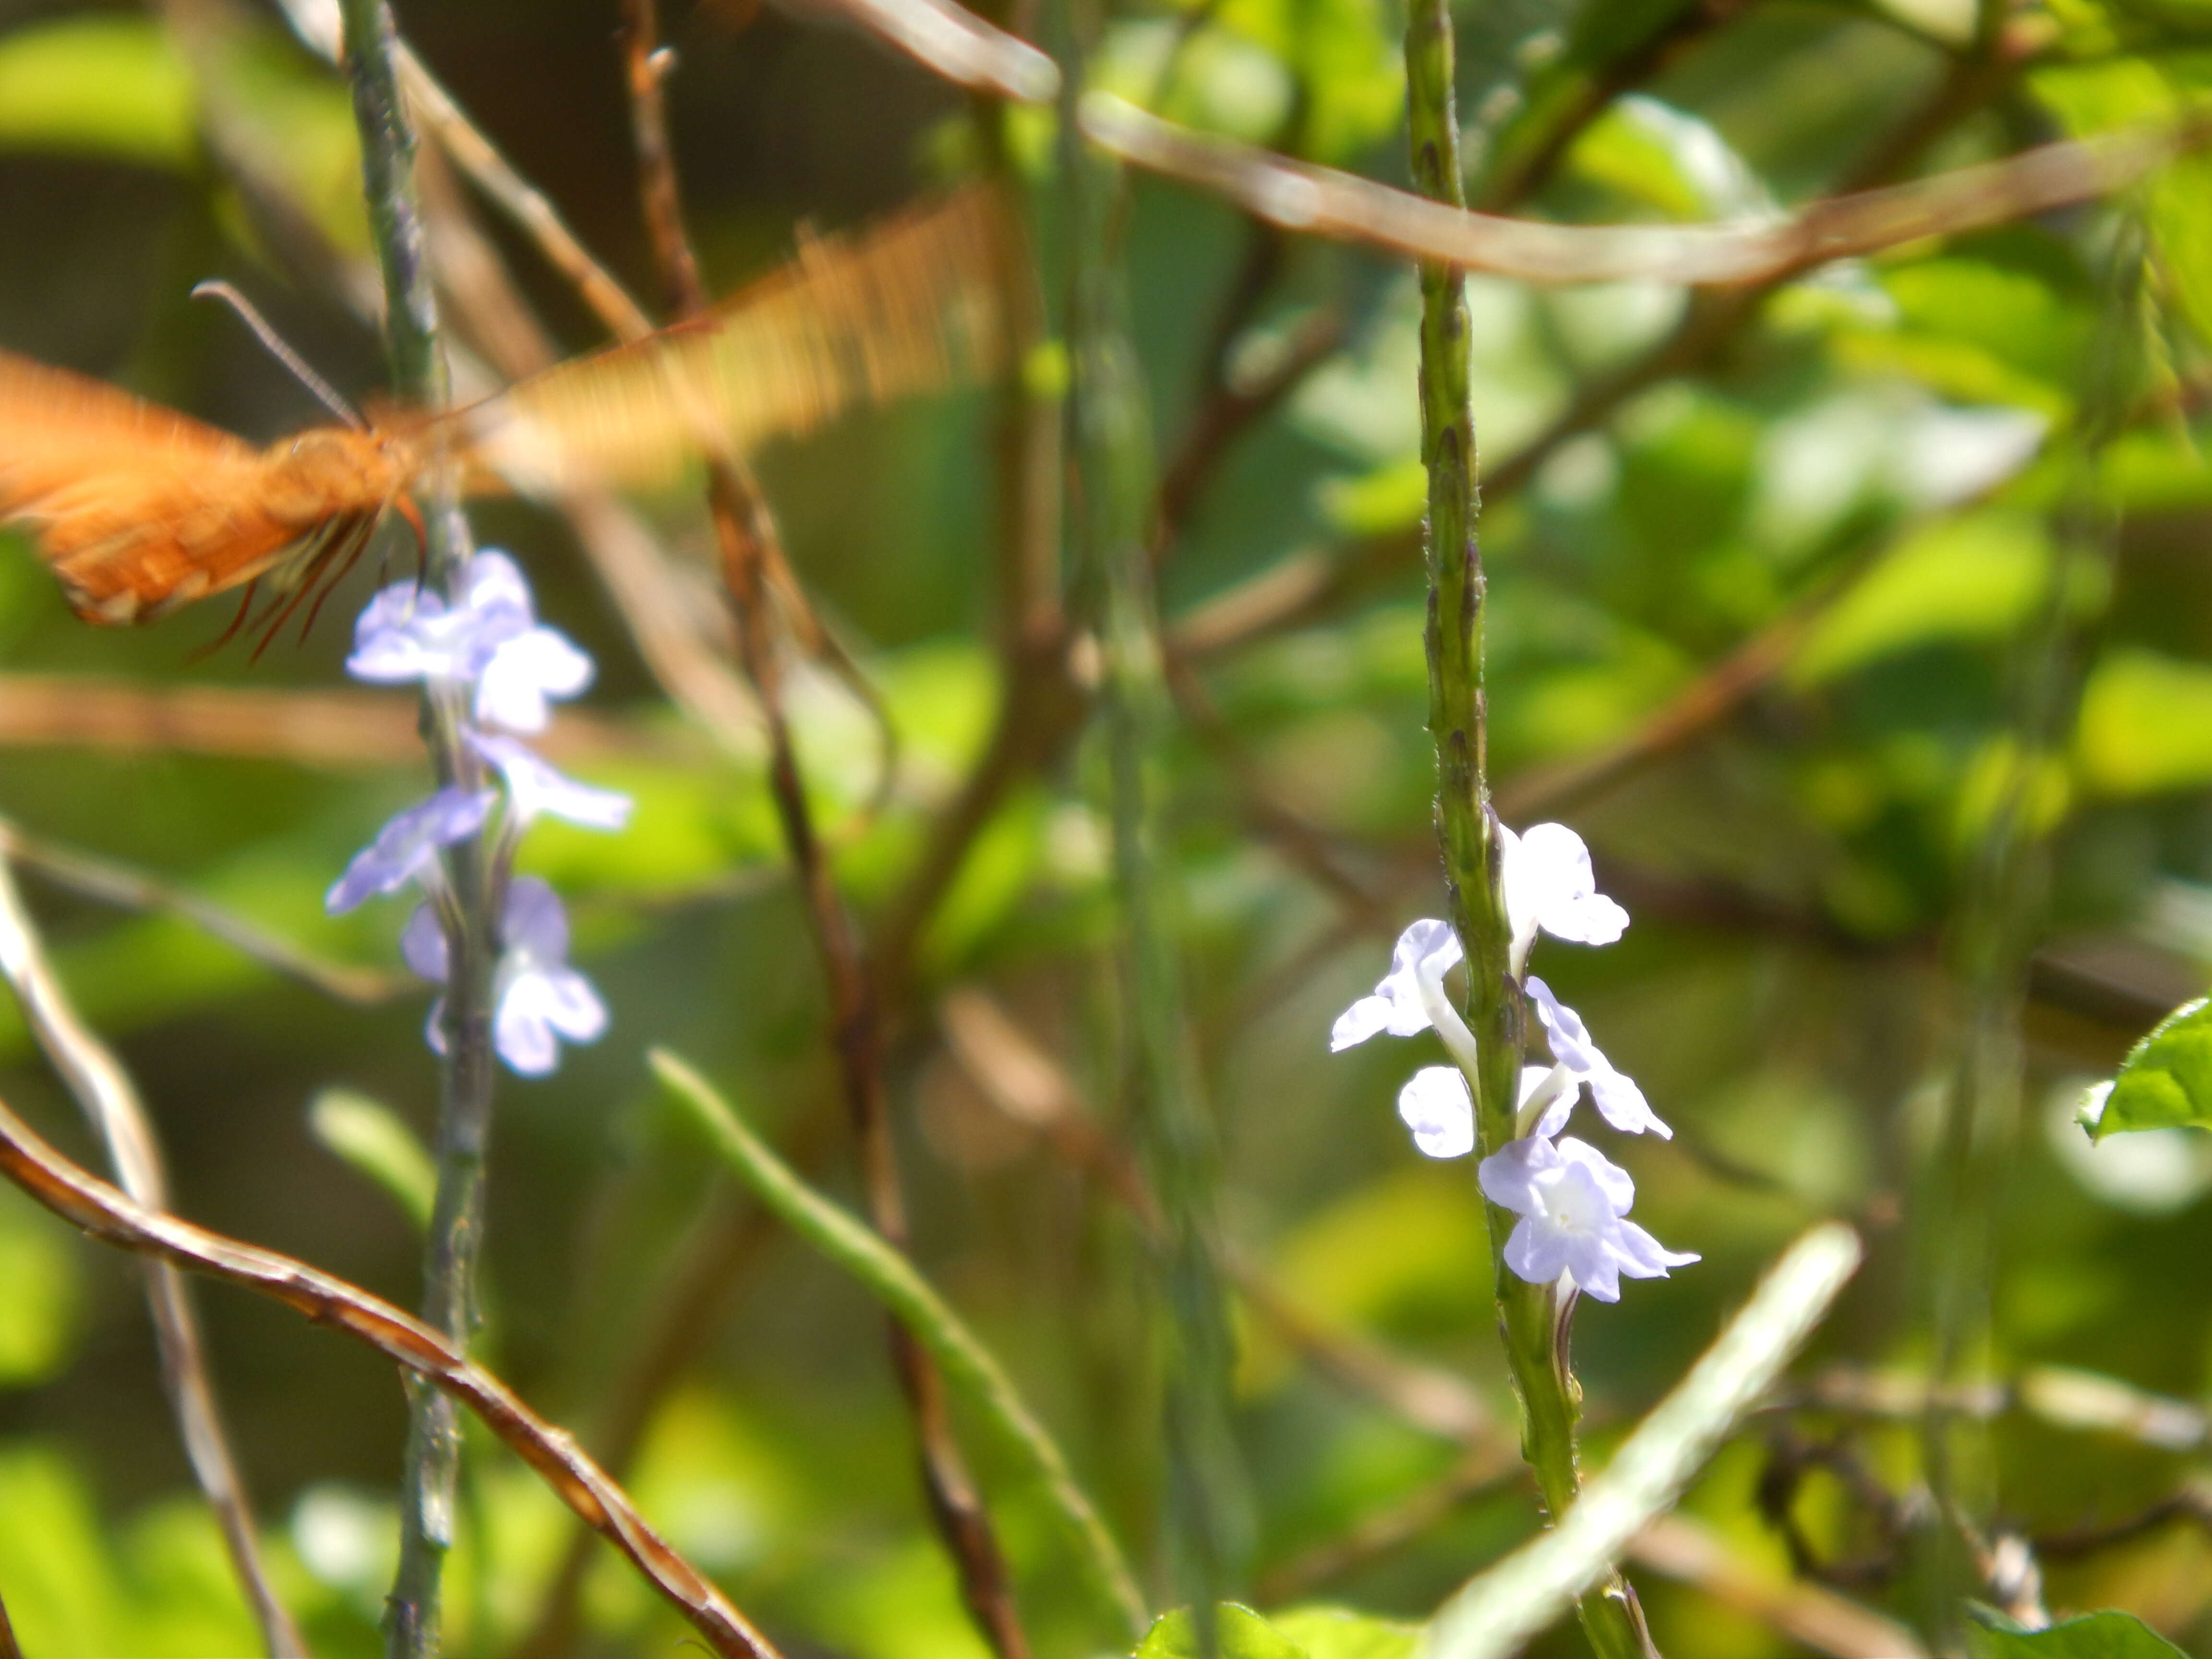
[[1060, 3, 1251, 1623], [651, 1051, 1148, 1640], [1403, 1, 1647, 1653], [336, 6, 497, 1655], [1912, 218, 2141, 1642]]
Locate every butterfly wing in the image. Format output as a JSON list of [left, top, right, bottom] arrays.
[[0, 352, 308, 622], [453, 186, 1011, 494]]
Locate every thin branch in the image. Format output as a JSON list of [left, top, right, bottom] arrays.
[[1626, 1514, 1928, 1659], [1256, 1449, 1526, 1603], [944, 986, 1918, 1659], [1426, 1225, 1865, 1659], [1471, 0, 1757, 212], [938, 986, 1493, 1444], [617, 8, 1029, 1653], [0, 1577, 16, 1659], [654, 1050, 1148, 1639], [1082, 93, 2196, 286], [0, 819, 400, 1007], [334, 4, 503, 1652], [2030, 1483, 2212, 1561], [0, 673, 679, 769], [0, 1087, 782, 1659], [0, 861, 306, 1658], [512, 1103, 846, 1659], [775, 0, 1058, 101], [510, 1197, 778, 1659]]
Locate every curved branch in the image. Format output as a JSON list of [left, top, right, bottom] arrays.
[[1083, 93, 2197, 286], [0, 1091, 783, 1659]]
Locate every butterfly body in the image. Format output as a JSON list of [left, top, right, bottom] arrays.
[[0, 187, 1009, 629]]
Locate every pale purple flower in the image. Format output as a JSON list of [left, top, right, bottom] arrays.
[[326, 786, 495, 914], [492, 878, 607, 1075], [1331, 919, 1479, 1070], [475, 625, 593, 734], [405, 877, 608, 1077], [1479, 1134, 1698, 1302], [1396, 1063, 1575, 1160], [1527, 975, 1671, 1139], [1398, 1067, 1474, 1158], [1502, 822, 1628, 976], [345, 550, 589, 734], [472, 734, 632, 831]]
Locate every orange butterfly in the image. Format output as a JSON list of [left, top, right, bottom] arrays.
[[0, 188, 1007, 636]]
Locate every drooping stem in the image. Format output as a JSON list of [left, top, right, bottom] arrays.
[[1912, 218, 2140, 1642], [336, 5, 497, 1654], [615, 6, 1029, 1654], [1061, 0, 1250, 1626], [1403, 1, 1649, 1654]]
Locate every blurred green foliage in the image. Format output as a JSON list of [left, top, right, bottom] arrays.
[[0, 0, 2207, 1653]]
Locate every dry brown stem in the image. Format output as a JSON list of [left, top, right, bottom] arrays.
[[1082, 93, 2191, 286], [0, 1090, 781, 1659], [771, 0, 1058, 101], [619, 6, 1029, 1653], [0, 860, 307, 1658]]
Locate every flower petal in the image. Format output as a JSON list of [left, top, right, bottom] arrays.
[[1555, 1136, 1635, 1214], [1503, 1215, 1570, 1286], [475, 627, 594, 733], [474, 734, 632, 831], [1330, 995, 1399, 1051], [500, 876, 571, 963], [400, 901, 449, 983], [1478, 1132, 1559, 1214], [325, 786, 494, 914], [1614, 1219, 1700, 1277], [1396, 1066, 1475, 1159]]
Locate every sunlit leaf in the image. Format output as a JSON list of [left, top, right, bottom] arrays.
[[1968, 1605, 2188, 1656], [1269, 1605, 1420, 1659], [2076, 648, 2212, 794], [0, 1185, 80, 1388], [1790, 511, 2051, 685], [2094, 997, 2212, 1139], [0, 17, 193, 168], [308, 1088, 435, 1231], [1138, 1603, 1310, 1658]]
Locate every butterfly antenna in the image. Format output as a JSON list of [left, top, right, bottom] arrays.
[[191, 281, 368, 432]]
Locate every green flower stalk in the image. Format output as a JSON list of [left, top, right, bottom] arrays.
[[1403, 0, 1651, 1651]]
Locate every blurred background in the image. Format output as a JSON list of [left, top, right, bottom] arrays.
[[0, 0, 2207, 1653]]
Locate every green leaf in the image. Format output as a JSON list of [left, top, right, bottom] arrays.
[[1790, 511, 2052, 686], [307, 1089, 435, 1231], [2076, 648, 2212, 794], [2096, 997, 2212, 1139], [0, 1183, 80, 1387], [0, 17, 194, 168], [1269, 1606, 1420, 1659], [1136, 1604, 1309, 1658], [1968, 1606, 2189, 1657]]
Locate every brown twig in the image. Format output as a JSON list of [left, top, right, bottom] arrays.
[[0, 674, 669, 770], [0, 1578, 17, 1659], [1627, 1514, 1929, 1659], [0, 861, 308, 1658], [511, 1105, 845, 1659], [619, 7, 1028, 1653], [0, 1087, 781, 1659], [1472, 0, 1756, 212], [2031, 1483, 2212, 1561], [938, 986, 1493, 1443], [1082, 93, 2192, 286], [0, 818, 400, 1008], [772, 0, 1058, 101]]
